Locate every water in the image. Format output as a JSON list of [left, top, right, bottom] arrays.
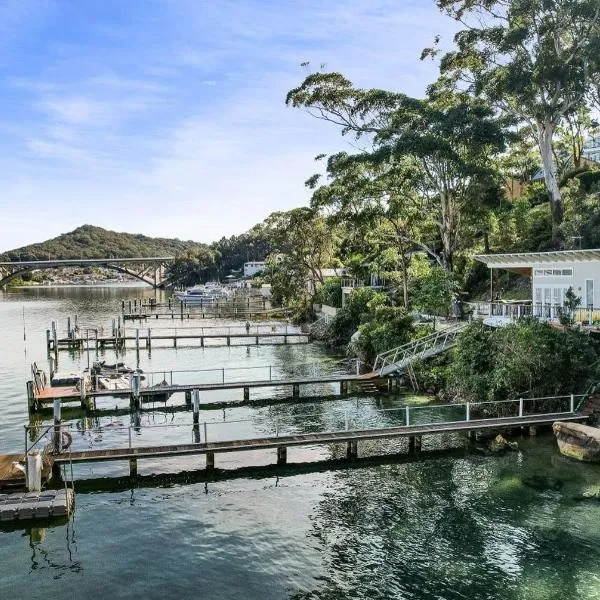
[[2, 286, 600, 599]]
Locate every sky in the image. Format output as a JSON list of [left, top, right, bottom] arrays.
[[0, 0, 458, 252]]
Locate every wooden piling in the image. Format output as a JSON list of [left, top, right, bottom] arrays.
[[243, 387, 250, 401], [129, 458, 138, 477], [206, 452, 215, 470], [277, 446, 287, 465], [346, 440, 358, 459], [292, 383, 300, 398]]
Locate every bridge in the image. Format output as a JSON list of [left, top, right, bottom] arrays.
[[0, 257, 174, 288]]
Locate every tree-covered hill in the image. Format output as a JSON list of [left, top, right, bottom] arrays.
[[0, 225, 203, 261]]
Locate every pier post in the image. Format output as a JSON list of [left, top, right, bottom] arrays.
[[292, 383, 300, 398], [180, 302, 184, 321], [519, 398, 523, 418], [26, 451, 42, 492], [414, 435, 422, 452], [346, 440, 358, 459], [129, 458, 138, 478], [570, 393, 575, 413], [405, 406, 410, 426], [529, 426, 537, 436], [193, 390, 200, 424], [206, 452, 215, 470], [67, 317, 71, 338], [277, 446, 287, 465], [147, 328, 152, 350], [131, 372, 141, 409], [185, 390, 192, 407], [340, 381, 348, 396], [26, 381, 35, 411], [244, 387, 250, 401], [408, 436, 415, 453], [135, 328, 140, 353], [53, 398, 62, 450], [226, 336, 230, 346], [46, 329, 51, 352]]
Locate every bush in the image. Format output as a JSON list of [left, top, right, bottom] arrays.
[[326, 288, 387, 347], [448, 319, 599, 402]]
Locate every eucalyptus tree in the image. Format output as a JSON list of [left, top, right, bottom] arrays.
[[287, 73, 505, 271], [262, 207, 340, 307], [308, 151, 437, 307], [433, 0, 600, 238]]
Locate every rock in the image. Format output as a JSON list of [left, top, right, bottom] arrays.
[[553, 421, 600, 462], [489, 434, 518, 453]]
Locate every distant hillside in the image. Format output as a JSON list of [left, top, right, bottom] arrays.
[[0, 225, 203, 261]]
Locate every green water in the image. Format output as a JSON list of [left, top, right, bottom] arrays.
[[1, 286, 600, 599]]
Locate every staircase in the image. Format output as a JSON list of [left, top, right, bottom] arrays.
[[371, 323, 466, 377]]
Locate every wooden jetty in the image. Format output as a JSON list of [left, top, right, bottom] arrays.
[[51, 410, 588, 476], [29, 368, 380, 411], [47, 323, 307, 352]]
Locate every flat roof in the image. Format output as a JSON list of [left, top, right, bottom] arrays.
[[475, 249, 600, 267]]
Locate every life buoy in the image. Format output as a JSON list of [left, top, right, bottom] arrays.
[[61, 431, 72, 450]]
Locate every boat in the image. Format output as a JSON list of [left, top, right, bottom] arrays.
[[174, 284, 230, 303]]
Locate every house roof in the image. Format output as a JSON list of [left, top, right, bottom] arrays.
[[475, 249, 600, 269]]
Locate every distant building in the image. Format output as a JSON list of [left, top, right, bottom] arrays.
[[583, 135, 600, 164], [243, 261, 267, 277]]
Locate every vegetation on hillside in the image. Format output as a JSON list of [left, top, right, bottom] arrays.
[[0, 225, 203, 261]]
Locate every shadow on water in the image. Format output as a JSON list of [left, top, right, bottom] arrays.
[[53, 446, 471, 495]]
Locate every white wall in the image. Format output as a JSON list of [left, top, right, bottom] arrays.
[[532, 261, 600, 308]]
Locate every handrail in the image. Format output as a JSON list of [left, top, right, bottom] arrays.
[[373, 323, 465, 374]]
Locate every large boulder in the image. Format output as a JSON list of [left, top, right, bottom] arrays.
[[553, 422, 600, 462]]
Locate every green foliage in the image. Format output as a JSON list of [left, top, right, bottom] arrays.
[[353, 306, 414, 362], [167, 247, 219, 286], [326, 288, 387, 347], [449, 320, 599, 401], [410, 264, 459, 321], [315, 278, 343, 308]]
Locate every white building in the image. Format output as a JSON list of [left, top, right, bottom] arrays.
[[583, 135, 600, 164], [475, 249, 600, 320], [243, 261, 267, 277]]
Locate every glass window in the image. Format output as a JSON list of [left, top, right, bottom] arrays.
[[561, 269, 573, 276], [544, 269, 553, 276]]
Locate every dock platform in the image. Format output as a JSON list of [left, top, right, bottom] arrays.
[[53, 412, 588, 471], [0, 489, 74, 522]]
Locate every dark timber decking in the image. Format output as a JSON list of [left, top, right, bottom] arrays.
[[33, 373, 375, 407], [53, 412, 587, 466]]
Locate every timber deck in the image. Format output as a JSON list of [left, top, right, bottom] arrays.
[[53, 412, 587, 466], [32, 373, 379, 408]]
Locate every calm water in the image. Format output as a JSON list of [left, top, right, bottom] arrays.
[[2, 286, 600, 599]]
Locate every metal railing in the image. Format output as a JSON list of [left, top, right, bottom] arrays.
[[372, 323, 466, 375], [41, 393, 581, 456]]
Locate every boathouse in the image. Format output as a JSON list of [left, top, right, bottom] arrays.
[[475, 249, 600, 320]]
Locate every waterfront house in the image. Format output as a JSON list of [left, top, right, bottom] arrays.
[[475, 249, 600, 322]]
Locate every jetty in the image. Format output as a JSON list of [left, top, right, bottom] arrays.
[[46, 323, 308, 353], [28, 361, 380, 412], [45, 395, 588, 477]]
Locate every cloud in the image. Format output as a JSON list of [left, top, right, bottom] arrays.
[[0, 0, 459, 251]]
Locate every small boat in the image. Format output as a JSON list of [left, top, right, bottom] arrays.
[[174, 284, 230, 303]]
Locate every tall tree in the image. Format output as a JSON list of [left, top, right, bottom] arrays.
[[287, 74, 505, 270], [263, 207, 340, 307], [433, 0, 600, 240]]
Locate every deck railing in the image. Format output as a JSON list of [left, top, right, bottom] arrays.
[[40, 394, 581, 454], [372, 323, 466, 375]]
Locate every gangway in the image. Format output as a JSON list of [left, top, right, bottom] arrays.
[[371, 323, 466, 377]]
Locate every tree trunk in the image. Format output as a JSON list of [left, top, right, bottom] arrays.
[[440, 192, 454, 272], [537, 119, 563, 237]]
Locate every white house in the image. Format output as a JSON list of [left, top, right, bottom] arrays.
[[243, 261, 267, 277], [475, 249, 600, 320]]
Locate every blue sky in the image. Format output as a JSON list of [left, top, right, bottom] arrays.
[[0, 0, 456, 251]]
